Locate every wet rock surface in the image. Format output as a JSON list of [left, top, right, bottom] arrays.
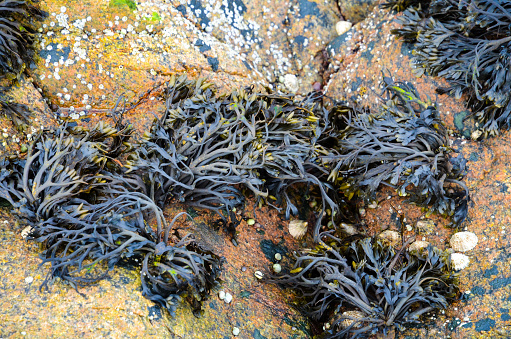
[[1, 0, 511, 338]]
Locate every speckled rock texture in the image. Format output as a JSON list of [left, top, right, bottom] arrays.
[[337, 0, 378, 23], [1, 0, 511, 338]]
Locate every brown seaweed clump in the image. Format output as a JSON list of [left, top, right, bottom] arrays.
[[127, 75, 349, 240], [0, 111, 222, 317], [327, 79, 469, 227], [0, 0, 47, 80], [270, 235, 459, 338], [388, 0, 511, 138]]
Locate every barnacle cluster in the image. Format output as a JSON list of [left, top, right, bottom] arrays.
[[0, 111, 222, 317], [0, 0, 47, 80], [271, 235, 459, 338], [388, 0, 511, 137]]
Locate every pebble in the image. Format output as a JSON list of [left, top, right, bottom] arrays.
[[25, 276, 34, 283], [274, 253, 282, 261], [336, 21, 352, 35], [232, 327, 240, 336], [219, 290, 226, 300], [241, 266, 247, 272], [247, 219, 256, 226], [224, 292, 233, 304], [273, 263, 282, 274]]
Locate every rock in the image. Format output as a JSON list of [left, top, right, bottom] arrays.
[[408, 241, 430, 252], [232, 327, 240, 336], [339, 310, 365, 329], [337, 0, 379, 23], [416, 219, 436, 235], [378, 230, 400, 247]]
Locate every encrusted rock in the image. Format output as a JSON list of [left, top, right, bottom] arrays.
[[450, 232, 478, 252], [378, 230, 400, 247], [416, 219, 436, 235], [451, 253, 470, 271], [408, 240, 430, 252], [339, 310, 365, 329]]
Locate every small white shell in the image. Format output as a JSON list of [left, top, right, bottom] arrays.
[[21, 226, 33, 239], [224, 292, 233, 304], [218, 290, 225, 300], [273, 263, 282, 274], [274, 253, 282, 261], [450, 231, 478, 252], [451, 253, 470, 271], [288, 220, 308, 239], [408, 240, 430, 252], [340, 222, 358, 236], [378, 230, 400, 247], [336, 21, 352, 35], [232, 327, 240, 336], [339, 310, 365, 329], [254, 271, 264, 279], [283, 74, 299, 93]]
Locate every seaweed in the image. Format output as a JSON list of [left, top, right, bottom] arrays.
[[327, 79, 469, 226], [128, 75, 348, 240], [0, 113, 223, 317], [0, 0, 47, 80], [0, 100, 32, 132], [270, 235, 459, 338], [389, 0, 511, 137]]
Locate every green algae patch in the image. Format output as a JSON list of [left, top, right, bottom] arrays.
[[108, 0, 137, 11]]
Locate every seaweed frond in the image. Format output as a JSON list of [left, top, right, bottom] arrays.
[[0, 113, 223, 317], [270, 235, 459, 338], [128, 75, 349, 240], [327, 79, 469, 226], [390, 0, 511, 137], [0, 0, 47, 79]]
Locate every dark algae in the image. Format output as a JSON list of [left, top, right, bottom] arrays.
[[0, 0, 47, 80], [270, 236, 459, 338], [127, 75, 347, 241], [387, 0, 511, 138], [0, 75, 467, 326], [328, 79, 469, 227], [0, 109, 222, 317]]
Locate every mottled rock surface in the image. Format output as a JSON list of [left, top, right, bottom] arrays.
[[1, 0, 511, 338]]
